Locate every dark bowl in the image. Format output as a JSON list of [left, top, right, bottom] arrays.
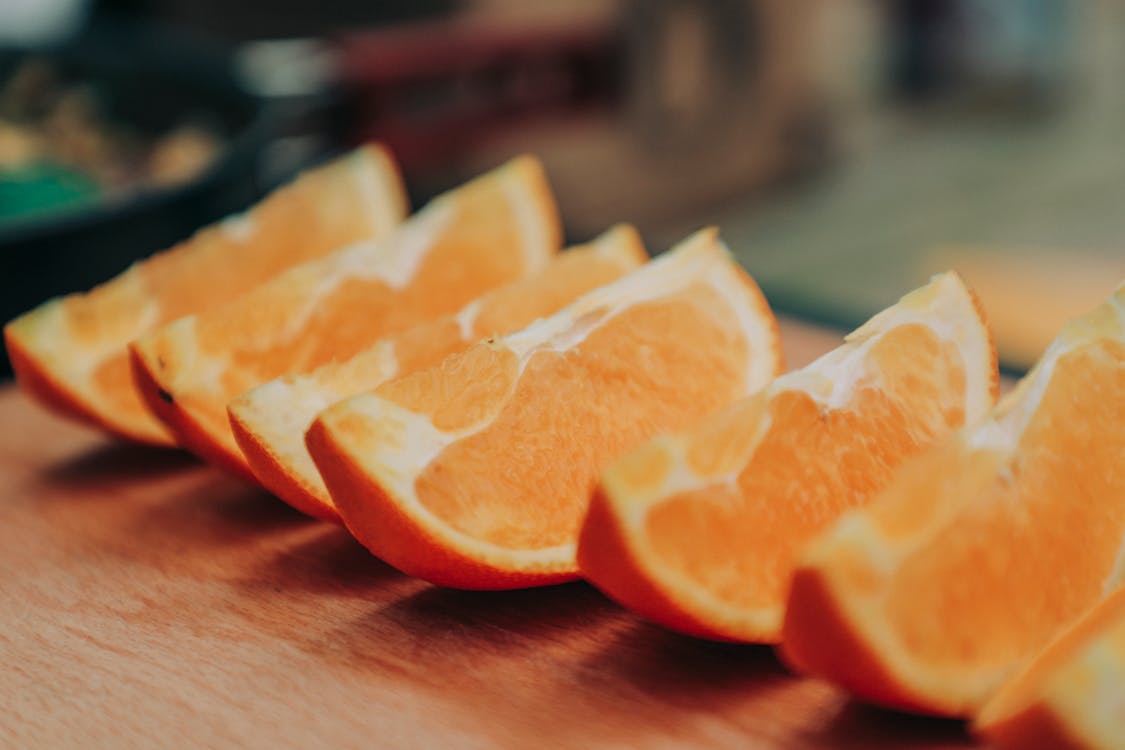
[[0, 17, 273, 375]]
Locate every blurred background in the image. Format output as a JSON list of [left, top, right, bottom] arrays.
[[2, 0, 1124, 373]]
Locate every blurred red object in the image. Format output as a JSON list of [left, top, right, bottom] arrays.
[[336, 15, 619, 170]]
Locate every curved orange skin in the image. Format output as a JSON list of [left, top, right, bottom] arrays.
[[306, 419, 577, 589], [131, 156, 561, 482], [779, 298, 1125, 717], [6, 330, 154, 442], [779, 566, 947, 715], [578, 487, 736, 641], [978, 706, 1084, 750], [310, 229, 783, 589], [776, 441, 1010, 716], [231, 412, 341, 521], [5, 144, 406, 446], [973, 584, 1125, 749], [129, 348, 259, 483], [578, 274, 996, 646], [227, 227, 647, 523]]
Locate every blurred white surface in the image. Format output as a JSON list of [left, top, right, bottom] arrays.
[[0, 0, 88, 45]]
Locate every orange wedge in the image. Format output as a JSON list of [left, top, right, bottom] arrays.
[[975, 585, 1125, 750], [4, 145, 406, 445], [578, 272, 998, 643], [228, 225, 647, 522], [130, 156, 561, 479], [307, 228, 783, 589], [781, 280, 1125, 717]]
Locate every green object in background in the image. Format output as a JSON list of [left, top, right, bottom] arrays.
[[0, 162, 101, 225]]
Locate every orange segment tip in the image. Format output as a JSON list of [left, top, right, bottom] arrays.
[[4, 143, 408, 445], [131, 156, 562, 479], [780, 279, 1125, 717], [227, 224, 648, 521], [308, 227, 783, 589], [577, 271, 998, 644], [974, 584, 1125, 750]]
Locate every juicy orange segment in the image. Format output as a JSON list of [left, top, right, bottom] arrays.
[[780, 280, 1125, 717], [228, 225, 647, 522], [975, 585, 1125, 750], [307, 228, 783, 589], [4, 145, 406, 445], [131, 156, 561, 479], [578, 273, 998, 643]]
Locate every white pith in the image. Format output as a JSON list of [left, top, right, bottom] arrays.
[[16, 269, 162, 437], [240, 228, 642, 512], [453, 299, 484, 340], [311, 199, 454, 294], [354, 146, 406, 233], [144, 174, 457, 395], [8, 146, 408, 445], [501, 159, 556, 274], [800, 280, 1125, 715], [500, 232, 774, 387], [1046, 633, 1125, 747], [596, 272, 995, 639], [218, 211, 255, 242], [616, 271, 993, 517], [156, 318, 228, 398], [231, 341, 401, 502], [317, 228, 779, 570], [32, 268, 159, 383]]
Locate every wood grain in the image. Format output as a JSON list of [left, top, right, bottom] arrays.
[[0, 319, 978, 749]]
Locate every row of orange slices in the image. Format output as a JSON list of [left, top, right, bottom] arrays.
[[6, 145, 1125, 748]]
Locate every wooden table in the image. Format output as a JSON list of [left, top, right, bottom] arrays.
[[0, 319, 977, 749]]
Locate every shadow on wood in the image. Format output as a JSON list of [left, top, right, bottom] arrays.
[[42, 440, 200, 491], [317, 581, 622, 670], [803, 700, 973, 749], [132, 475, 313, 547], [580, 620, 792, 704], [303, 587, 823, 748], [244, 525, 407, 597]]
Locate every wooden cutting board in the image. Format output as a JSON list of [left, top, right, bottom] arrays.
[[0, 319, 977, 749]]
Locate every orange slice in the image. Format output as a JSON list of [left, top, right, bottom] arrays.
[[228, 225, 647, 522], [578, 272, 998, 643], [780, 280, 1125, 717], [4, 145, 406, 445], [131, 156, 560, 479], [307, 228, 783, 589], [975, 585, 1125, 750]]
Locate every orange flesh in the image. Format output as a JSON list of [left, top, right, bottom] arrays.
[[375, 287, 752, 550], [975, 588, 1125, 750], [208, 212, 526, 379], [12, 145, 403, 443], [388, 243, 643, 377], [135, 160, 558, 470], [92, 356, 141, 416], [390, 320, 471, 376], [781, 334, 1125, 717], [64, 148, 398, 341], [873, 339, 1125, 675], [146, 230, 518, 453], [852, 438, 1004, 542], [127, 147, 401, 321], [980, 586, 1125, 732], [642, 325, 967, 612], [227, 232, 644, 521]]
